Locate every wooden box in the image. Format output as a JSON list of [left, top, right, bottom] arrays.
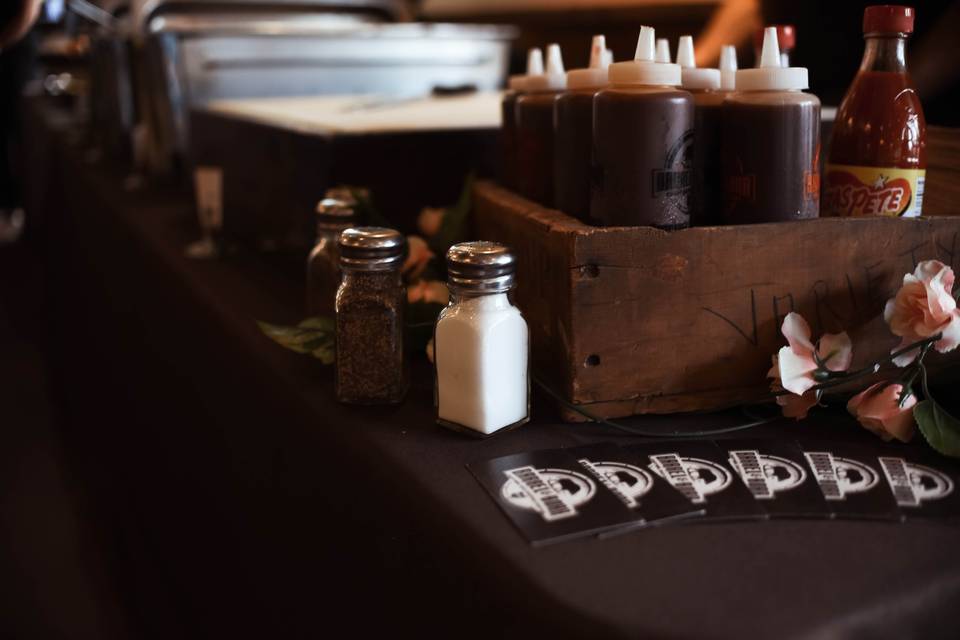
[[473, 138, 960, 419]]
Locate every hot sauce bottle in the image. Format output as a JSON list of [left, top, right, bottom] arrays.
[[553, 35, 610, 222], [516, 44, 566, 206], [593, 26, 693, 228], [722, 27, 820, 224], [500, 48, 542, 192], [823, 5, 926, 218], [676, 35, 723, 226]]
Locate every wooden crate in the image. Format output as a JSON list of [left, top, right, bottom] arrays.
[[473, 181, 960, 420]]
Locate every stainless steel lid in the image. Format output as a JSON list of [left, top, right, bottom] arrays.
[[446, 241, 516, 293], [315, 197, 356, 226], [338, 227, 405, 270]]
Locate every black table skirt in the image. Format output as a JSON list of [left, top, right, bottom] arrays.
[[26, 100, 960, 639]]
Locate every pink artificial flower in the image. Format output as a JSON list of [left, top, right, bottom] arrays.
[[407, 280, 449, 305], [771, 312, 852, 396], [417, 207, 445, 238], [846, 382, 917, 442], [884, 260, 960, 366], [403, 235, 435, 280]]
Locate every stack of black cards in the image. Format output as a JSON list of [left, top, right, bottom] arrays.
[[468, 439, 960, 545]]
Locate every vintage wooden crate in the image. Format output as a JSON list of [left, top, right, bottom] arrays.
[[473, 142, 960, 419]]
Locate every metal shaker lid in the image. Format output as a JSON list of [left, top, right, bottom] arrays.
[[315, 197, 356, 225], [446, 241, 516, 293], [338, 227, 406, 271]]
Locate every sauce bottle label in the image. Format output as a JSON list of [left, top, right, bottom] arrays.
[[822, 164, 925, 217]]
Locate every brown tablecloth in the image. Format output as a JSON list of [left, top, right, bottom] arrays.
[[28, 100, 960, 639]]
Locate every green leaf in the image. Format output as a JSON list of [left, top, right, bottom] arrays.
[[914, 400, 960, 458], [257, 316, 335, 364], [427, 172, 475, 258], [914, 363, 960, 458]]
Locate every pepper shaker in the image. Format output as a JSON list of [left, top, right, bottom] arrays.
[[306, 196, 356, 316], [335, 227, 408, 405], [435, 241, 529, 436]]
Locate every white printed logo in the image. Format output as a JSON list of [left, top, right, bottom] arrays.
[[648, 454, 732, 504], [728, 450, 807, 499], [501, 466, 596, 521], [804, 452, 878, 500], [579, 459, 653, 509], [879, 457, 955, 507]]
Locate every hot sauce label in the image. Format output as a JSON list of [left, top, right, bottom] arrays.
[[823, 164, 925, 217]]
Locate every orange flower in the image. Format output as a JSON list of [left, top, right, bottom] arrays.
[[407, 280, 449, 305], [403, 235, 435, 280], [884, 260, 960, 366], [417, 207, 445, 238], [847, 383, 917, 442]]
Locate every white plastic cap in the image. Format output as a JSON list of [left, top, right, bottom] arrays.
[[525, 43, 567, 91], [735, 27, 808, 91], [605, 48, 614, 65], [656, 38, 671, 63], [566, 35, 611, 90], [677, 35, 721, 90], [609, 26, 682, 87], [719, 44, 738, 90]]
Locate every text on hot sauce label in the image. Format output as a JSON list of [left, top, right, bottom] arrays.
[[823, 164, 925, 217]]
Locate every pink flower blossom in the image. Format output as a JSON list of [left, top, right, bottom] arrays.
[[771, 312, 852, 396], [417, 207, 445, 238], [884, 260, 960, 366], [407, 280, 449, 305], [847, 382, 917, 442], [403, 235, 435, 280]]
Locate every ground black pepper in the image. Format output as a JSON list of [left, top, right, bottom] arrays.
[[335, 228, 408, 404]]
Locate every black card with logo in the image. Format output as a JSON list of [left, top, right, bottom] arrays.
[[716, 438, 829, 518], [797, 440, 903, 520], [567, 444, 704, 529], [468, 449, 644, 545], [625, 441, 765, 521], [874, 448, 960, 519]]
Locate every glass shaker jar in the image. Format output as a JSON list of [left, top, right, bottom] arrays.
[[306, 196, 356, 316], [435, 241, 529, 436], [335, 227, 408, 405]]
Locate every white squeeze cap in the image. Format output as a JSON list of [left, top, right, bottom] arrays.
[[525, 43, 567, 91], [605, 48, 614, 65], [719, 44, 738, 90], [566, 35, 612, 90], [677, 35, 720, 90], [609, 26, 682, 86], [509, 47, 543, 90], [655, 38, 671, 63], [735, 27, 808, 91]]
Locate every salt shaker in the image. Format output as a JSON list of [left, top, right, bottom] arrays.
[[306, 196, 356, 316], [435, 241, 529, 436], [335, 227, 408, 405]]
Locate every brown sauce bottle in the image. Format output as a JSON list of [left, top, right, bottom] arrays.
[[500, 48, 542, 191], [592, 27, 694, 229], [677, 36, 725, 226], [722, 27, 820, 224], [553, 35, 611, 222], [515, 44, 566, 207]]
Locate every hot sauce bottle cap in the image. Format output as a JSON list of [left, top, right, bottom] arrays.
[[524, 43, 567, 91], [736, 27, 808, 91], [863, 5, 915, 35], [677, 35, 721, 90], [566, 35, 612, 90], [511, 47, 543, 91], [609, 26, 682, 87], [719, 44, 738, 90]]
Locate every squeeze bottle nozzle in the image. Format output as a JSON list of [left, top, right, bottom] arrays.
[[566, 35, 611, 90], [610, 26, 681, 86], [604, 48, 614, 65], [735, 26, 808, 91], [759, 26, 781, 68], [526, 43, 566, 91], [508, 47, 543, 90], [656, 38, 671, 63], [719, 44, 738, 90], [676, 35, 720, 90]]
